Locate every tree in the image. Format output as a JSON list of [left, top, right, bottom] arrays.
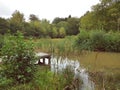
[[50, 26, 58, 38], [80, 0, 120, 31], [91, 0, 120, 31], [80, 11, 100, 30], [29, 14, 40, 21], [9, 10, 25, 33], [23, 22, 33, 37], [58, 27, 66, 38], [29, 21, 45, 37], [67, 17, 80, 35], [0, 17, 9, 34], [52, 17, 65, 24], [56, 21, 69, 31], [40, 19, 51, 37]]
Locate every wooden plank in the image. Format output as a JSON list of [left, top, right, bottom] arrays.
[[36, 52, 51, 59]]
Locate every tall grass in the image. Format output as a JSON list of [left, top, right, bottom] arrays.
[[32, 36, 80, 57], [89, 71, 120, 90], [1, 65, 78, 90]]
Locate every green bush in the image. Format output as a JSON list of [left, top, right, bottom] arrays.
[[0, 32, 36, 85], [75, 30, 91, 50], [90, 30, 106, 51], [105, 32, 120, 52], [0, 76, 13, 89], [75, 30, 120, 52]]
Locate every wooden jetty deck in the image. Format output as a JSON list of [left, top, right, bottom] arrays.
[[36, 52, 51, 65]]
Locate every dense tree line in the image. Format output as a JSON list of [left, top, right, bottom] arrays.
[[0, 11, 80, 38], [80, 0, 120, 31], [0, 0, 120, 37]]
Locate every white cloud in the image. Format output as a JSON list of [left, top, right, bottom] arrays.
[[0, 0, 100, 21]]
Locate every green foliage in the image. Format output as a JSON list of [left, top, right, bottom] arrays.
[[80, 12, 98, 30], [0, 74, 13, 89], [34, 36, 78, 56], [51, 26, 58, 38], [52, 16, 80, 36], [90, 30, 106, 51], [75, 30, 91, 50], [9, 10, 25, 33], [67, 17, 80, 35], [0, 32, 36, 85], [58, 27, 66, 38], [32, 65, 75, 90], [0, 65, 76, 90], [29, 21, 45, 37], [60, 65, 74, 85], [81, 0, 120, 31], [29, 14, 40, 22], [105, 31, 120, 52], [75, 30, 120, 52], [52, 17, 66, 24], [0, 17, 9, 34]]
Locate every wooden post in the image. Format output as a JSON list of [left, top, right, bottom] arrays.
[[43, 58, 45, 64], [38, 59, 40, 64], [48, 57, 51, 65]]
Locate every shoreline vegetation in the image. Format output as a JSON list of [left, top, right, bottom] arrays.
[[0, 30, 120, 90]]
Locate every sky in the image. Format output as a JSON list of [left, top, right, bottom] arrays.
[[0, 0, 100, 22]]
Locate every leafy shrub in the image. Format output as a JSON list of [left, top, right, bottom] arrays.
[[75, 30, 120, 52], [105, 32, 120, 52], [90, 30, 106, 51], [0, 32, 36, 84], [0, 76, 13, 89], [75, 30, 91, 50]]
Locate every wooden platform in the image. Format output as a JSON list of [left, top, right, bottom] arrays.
[[36, 52, 51, 65]]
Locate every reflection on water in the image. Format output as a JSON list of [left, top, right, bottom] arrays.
[[78, 52, 120, 72], [50, 56, 94, 90]]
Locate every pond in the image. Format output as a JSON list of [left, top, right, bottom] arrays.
[[78, 51, 120, 72], [38, 51, 120, 90]]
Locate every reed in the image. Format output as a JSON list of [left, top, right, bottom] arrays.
[[32, 36, 80, 57]]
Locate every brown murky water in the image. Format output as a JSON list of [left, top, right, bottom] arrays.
[[77, 52, 120, 72]]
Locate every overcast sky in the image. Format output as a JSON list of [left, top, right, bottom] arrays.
[[0, 0, 100, 21]]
